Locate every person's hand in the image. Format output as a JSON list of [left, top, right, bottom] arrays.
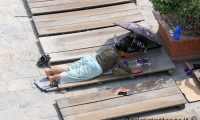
[[123, 53, 133, 58], [131, 68, 143, 74]]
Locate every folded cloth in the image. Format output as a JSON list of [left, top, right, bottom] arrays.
[[59, 55, 103, 84], [115, 87, 130, 95]]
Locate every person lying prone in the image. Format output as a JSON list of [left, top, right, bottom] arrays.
[[45, 43, 143, 85]]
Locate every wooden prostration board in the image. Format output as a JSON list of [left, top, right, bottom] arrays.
[[32, 3, 144, 36], [58, 47, 175, 89], [176, 78, 200, 102], [27, 0, 132, 15], [56, 78, 187, 120]]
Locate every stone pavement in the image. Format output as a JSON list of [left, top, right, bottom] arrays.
[[0, 0, 199, 120]]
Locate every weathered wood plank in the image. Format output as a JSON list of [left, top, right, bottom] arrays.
[[35, 9, 139, 28], [29, 0, 132, 14], [60, 86, 180, 117], [29, 0, 131, 8], [33, 3, 137, 22], [56, 90, 118, 109], [39, 26, 129, 54], [63, 94, 186, 120], [37, 14, 143, 35], [57, 79, 164, 109]]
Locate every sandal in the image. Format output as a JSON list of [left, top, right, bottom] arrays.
[[37, 55, 51, 66]]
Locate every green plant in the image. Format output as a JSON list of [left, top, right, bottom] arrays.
[[150, 0, 200, 29]]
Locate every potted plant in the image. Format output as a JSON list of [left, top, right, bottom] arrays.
[[150, 0, 200, 61]]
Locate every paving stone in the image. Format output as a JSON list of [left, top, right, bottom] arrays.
[[0, 15, 14, 25], [0, 108, 27, 120], [0, 81, 8, 93], [44, 115, 63, 120], [2, 26, 19, 35], [7, 78, 32, 91], [41, 91, 65, 104], [0, 69, 13, 83], [16, 89, 43, 108], [0, 92, 19, 111], [24, 104, 59, 119]]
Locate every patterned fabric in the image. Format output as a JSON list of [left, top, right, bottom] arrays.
[[96, 46, 132, 73], [59, 55, 103, 84]]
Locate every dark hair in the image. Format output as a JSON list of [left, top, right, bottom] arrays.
[[115, 43, 127, 53]]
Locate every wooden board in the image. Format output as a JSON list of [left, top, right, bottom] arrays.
[[194, 69, 200, 82], [39, 26, 129, 54], [57, 47, 175, 89], [56, 79, 187, 120], [31, 3, 144, 36], [27, 0, 132, 15]]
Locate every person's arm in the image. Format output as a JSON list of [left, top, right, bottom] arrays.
[[116, 55, 143, 74]]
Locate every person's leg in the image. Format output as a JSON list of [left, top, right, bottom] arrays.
[[45, 65, 69, 78], [49, 74, 61, 85], [185, 61, 194, 70]]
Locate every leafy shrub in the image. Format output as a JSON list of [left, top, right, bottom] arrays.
[[150, 0, 200, 29]]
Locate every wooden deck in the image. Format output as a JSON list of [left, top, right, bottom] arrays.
[[56, 78, 187, 120]]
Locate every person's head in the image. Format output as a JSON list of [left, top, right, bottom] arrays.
[[115, 43, 128, 56]]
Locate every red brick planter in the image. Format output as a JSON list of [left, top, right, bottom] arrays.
[[153, 11, 200, 62]]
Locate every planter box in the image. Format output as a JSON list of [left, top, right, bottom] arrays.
[[153, 11, 200, 62]]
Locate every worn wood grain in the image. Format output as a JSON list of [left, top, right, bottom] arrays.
[[33, 3, 137, 22], [39, 27, 129, 54], [60, 86, 181, 117], [35, 9, 139, 28], [37, 13, 143, 35], [63, 94, 186, 120], [29, 0, 132, 14]]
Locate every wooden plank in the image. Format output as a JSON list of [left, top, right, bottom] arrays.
[[37, 14, 143, 35], [29, 0, 131, 8], [39, 27, 129, 54], [29, 0, 132, 14], [63, 94, 186, 120], [60, 86, 180, 117], [56, 90, 118, 109], [33, 3, 137, 22], [27, 0, 55, 3], [57, 79, 163, 109], [35, 9, 139, 28]]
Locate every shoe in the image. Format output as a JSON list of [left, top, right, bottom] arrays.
[[37, 55, 51, 66]]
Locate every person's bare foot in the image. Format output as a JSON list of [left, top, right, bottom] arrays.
[[45, 68, 53, 78], [48, 76, 56, 85], [185, 61, 194, 70]]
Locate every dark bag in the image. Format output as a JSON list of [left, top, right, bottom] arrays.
[[121, 36, 147, 52]]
